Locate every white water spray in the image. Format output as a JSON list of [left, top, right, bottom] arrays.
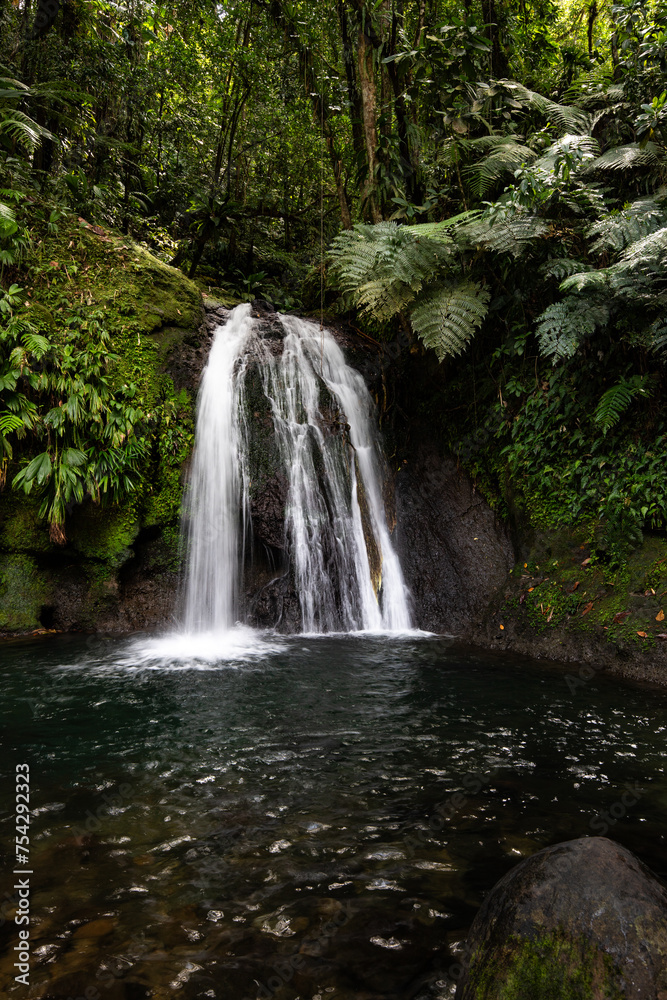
[[181, 304, 411, 634]]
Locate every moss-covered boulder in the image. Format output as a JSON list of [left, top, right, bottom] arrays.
[[0, 220, 210, 634], [456, 837, 667, 999]]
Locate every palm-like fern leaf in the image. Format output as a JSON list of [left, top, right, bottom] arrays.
[[582, 142, 666, 174], [499, 82, 591, 135], [329, 222, 453, 322], [464, 139, 537, 198], [594, 376, 653, 432], [588, 196, 667, 254], [410, 281, 490, 361], [458, 213, 550, 256], [536, 296, 610, 359]]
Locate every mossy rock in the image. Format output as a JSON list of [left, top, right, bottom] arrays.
[[456, 838, 667, 1000], [0, 554, 50, 632], [0, 221, 203, 632]]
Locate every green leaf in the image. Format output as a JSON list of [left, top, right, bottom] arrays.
[[410, 280, 490, 361]]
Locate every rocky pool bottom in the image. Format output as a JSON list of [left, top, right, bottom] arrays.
[[1, 633, 666, 999]]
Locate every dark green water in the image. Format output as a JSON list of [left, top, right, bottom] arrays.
[[1, 633, 666, 999]]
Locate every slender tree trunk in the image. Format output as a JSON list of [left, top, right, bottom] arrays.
[[357, 22, 382, 222], [337, 0, 365, 160]]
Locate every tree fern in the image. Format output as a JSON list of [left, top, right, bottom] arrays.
[[588, 196, 667, 253], [536, 297, 610, 359], [497, 82, 590, 135], [583, 141, 666, 173], [329, 222, 453, 321], [458, 213, 550, 256], [464, 138, 537, 198], [594, 376, 654, 433], [410, 281, 490, 361]]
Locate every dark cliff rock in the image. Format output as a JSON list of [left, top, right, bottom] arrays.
[[395, 444, 515, 633], [455, 836, 667, 999]]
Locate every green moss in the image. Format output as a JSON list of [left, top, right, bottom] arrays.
[[67, 500, 141, 567], [0, 554, 50, 632], [0, 493, 53, 554], [0, 219, 203, 631], [466, 930, 624, 1000], [503, 529, 667, 650]]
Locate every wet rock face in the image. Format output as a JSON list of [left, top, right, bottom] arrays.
[[455, 837, 667, 1000], [394, 444, 514, 634]]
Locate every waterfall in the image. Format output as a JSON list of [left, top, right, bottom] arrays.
[[182, 306, 254, 632], [182, 303, 411, 634]]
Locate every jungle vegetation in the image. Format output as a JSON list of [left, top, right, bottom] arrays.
[[1, 0, 666, 565]]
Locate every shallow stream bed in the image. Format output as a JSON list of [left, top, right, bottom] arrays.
[[1, 633, 666, 999]]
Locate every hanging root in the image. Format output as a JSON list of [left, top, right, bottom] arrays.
[[49, 521, 67, 545]]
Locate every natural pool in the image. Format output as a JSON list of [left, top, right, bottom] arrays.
[[1, 632, 666, 999]]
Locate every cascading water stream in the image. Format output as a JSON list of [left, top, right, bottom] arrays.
[[182, 306, 254, 633], [181, 303, 411, 635]]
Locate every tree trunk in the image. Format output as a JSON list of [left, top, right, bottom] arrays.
[[357, 22, 382, 222]]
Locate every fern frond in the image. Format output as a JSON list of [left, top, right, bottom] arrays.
[[499, 82, 591, 135], [21, 332, 50, 358], [0, 412, 24, 436], [536, 297, 610, 359], [560, 269, 611, 294], [0, 108, 56, 151], [329, 222, 452, 323], [465, 140, 537, 198], [403, 211, 483, 241], [588, 196, 667, 254], [648, 317, 667, 357], [532, 135, 600, 175], [541, 258, 594, 280], [594, 375, 653, 432], [572, 84, 625, 108], [583, 142, 666, 173], [618, 225, 667, 274], [458, 213, 550, 256], [410, 281, 490, 361]]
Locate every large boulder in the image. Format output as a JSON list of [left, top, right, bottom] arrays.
[[455, 837, 667, 999]]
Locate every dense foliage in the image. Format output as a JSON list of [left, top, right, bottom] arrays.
[[0, 0, 666, 563]]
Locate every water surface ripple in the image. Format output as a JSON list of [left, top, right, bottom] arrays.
[[1, 634, 666, 999]]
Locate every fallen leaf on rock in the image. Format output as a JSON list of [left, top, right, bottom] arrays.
[[637, 631, 648, 638], [613, 611, 631, 624], [582, 602, 593, 616], [657, 634, 667, 640], [657, 609, 665, 622]]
